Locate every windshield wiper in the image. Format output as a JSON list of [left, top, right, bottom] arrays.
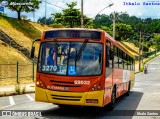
[[53, 38, 59, 50], [75, 39, 88, 61]]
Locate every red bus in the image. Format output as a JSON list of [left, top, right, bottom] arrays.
[[31, 28, 135, 109]]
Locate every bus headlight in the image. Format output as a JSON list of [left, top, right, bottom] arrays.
[[36, 79, 47, 89], [92, 87, 95, 91], [91, 84, 102, 91], [97, 86, 101, 90]]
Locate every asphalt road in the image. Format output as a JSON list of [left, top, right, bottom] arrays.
[[0, 56, 160, 119]]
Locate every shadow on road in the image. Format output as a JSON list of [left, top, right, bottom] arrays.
[[41, 91, 143, 119]]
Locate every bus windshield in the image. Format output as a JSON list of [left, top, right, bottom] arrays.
[[38, 42, 103, 76]]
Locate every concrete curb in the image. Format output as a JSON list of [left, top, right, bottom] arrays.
[[0, 83, 35, 97], [0, 91, 35, 97]]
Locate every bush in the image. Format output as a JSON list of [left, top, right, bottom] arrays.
[[22, 86, 26, 94], [50, 23, 65, 28], [15, 85, 20, 94]]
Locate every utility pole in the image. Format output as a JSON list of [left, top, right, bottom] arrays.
[[112, 11, 115, 40], [139, 31, 142, 71], [141, 39, 144, 63], [33, 11, 35, 22], [81, 0, 84, 28], [45, 0, 47, 24]]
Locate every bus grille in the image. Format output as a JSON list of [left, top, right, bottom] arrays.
[[51, 94, 82, 101], [50, 80, 81, 88]]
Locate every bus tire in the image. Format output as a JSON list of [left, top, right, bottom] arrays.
[[58, 104, 68, 108], [109, 86, 116, 110], [126, 81, 131, 96]]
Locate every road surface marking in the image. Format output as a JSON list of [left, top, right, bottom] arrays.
[[9, 96, 15, 105], [25, 94, 34, 101]]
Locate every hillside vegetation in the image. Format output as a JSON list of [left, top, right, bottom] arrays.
[[0, 40, 30, 63], [0, 16, 52, 85], [0, 16, 51, 62]]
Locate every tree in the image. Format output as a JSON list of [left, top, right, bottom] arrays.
[[52, 2, 91, 28], [100, 26, 112, 36], [114, 23, 134, 40], [37, 17, 54, 25], [21, 15, 27, 20], [3, 0, 41, 20], [93, 14, 112, 28], [152, 34, 160, 54]]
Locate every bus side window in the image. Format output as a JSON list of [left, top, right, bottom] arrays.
[[118, 50, 123, 69], [123, 53, 128, 70], [106, 41, 113, 68], [106, 46, 110, 67], [132, 58, 134, 70], [114, 46, 118, 68]]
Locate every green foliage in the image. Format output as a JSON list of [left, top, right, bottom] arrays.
[[143, 44, 149, 52], [93, 14, 112, 28], [22, 86, 26, 94], [15, 85, 20, 94], [52, 2, 91, 28], [50, 23, 65, 28], [0, 12, 7, 17], [93, 12, 160, 43], [114, 23, 133, 40], [100, 26, 112, 36], [37, 17, 54, 25], [152, 34, 160, 51], [125, 38, 131, 42], [2, 0, 41, 20], [21, 15, 27, 20]]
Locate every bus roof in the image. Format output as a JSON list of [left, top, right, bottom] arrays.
[[43, 28, 104, 33]]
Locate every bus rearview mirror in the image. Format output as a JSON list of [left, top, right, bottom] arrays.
[[30, 39, 40, 58], [30, 46, 35, 58]]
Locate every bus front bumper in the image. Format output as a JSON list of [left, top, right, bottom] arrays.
[[35, 87, 104, 107]]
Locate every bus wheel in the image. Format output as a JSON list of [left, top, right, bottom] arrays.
[[125, 82, 131, 96], [109, 87, 116, 110]]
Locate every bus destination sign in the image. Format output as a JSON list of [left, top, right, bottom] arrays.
[[44, 30, 101, 40]]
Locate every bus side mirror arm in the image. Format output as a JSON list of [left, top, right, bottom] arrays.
[[30, 39, 41, 58]]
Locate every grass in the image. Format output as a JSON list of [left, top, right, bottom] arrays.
[[15, 85, 20, 94], [30, 85, 35, 87], [0, 40, 30, 63], [15, 85, 27, 94], [0, 16, 51, 55], [1, 16, 41, 39], [22, 86, 26, 94]]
